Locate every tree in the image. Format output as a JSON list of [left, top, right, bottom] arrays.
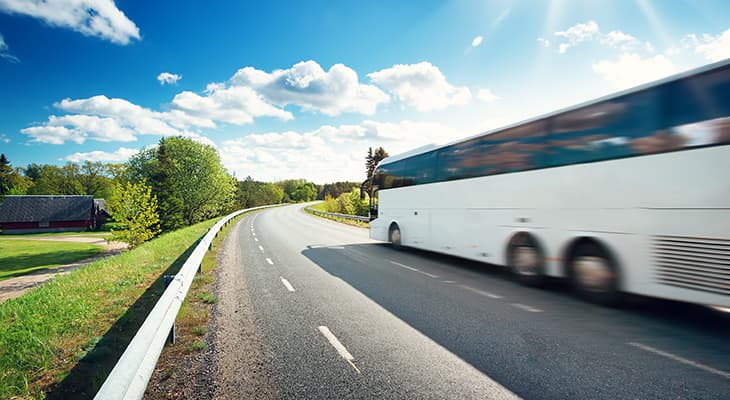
[[317, 181, 360, 200], [128, 137, 237, 227], [364, 147, 389, 192], [77, 161, 114, 198], [0, 154, 32, 198], [0, 153, 12, 198], [290, 182, 317, 202], [149, 143, 185, 231], [107, 181, 160, 248], [236, 177, 284, 208]]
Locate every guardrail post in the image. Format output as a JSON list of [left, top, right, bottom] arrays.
[[162, 275, 176, 345]]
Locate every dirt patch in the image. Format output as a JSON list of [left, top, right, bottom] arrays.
[[0, 235, 127, 303], [144, 218, 278, 399]]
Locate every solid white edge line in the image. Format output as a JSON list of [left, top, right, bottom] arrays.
[[318, 326, 360, 373], [280, 277, 295, 292], [460, 285, 503, 299], [628, 342, 730, 380], [510, 303, 543, 313], [388, 260, 439, 279], [266, 258, 274, 265]]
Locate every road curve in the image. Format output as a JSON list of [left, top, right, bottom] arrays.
[[219, 204, 730, 399]]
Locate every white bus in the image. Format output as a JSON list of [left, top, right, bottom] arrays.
[[364, 59, 730, 306]]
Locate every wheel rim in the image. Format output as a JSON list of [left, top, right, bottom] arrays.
[[573, 256, 614, 293], [513, 246, 540, 276], [391, 228, 401, 244]]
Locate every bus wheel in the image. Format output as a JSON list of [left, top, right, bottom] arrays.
[[569, 243, 621, 306], [389, 224, 402, 249], [507, 234, 544, 287]]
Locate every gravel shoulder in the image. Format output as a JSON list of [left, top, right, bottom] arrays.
[[144, 216, 279, 399]]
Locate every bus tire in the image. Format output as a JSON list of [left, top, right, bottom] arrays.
[[389, 223, 402, 249], [568, 242, 621, 306], [507, 233, 545, 287]]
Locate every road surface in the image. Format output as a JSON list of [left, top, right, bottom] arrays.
[[216, 204, 729, 399]]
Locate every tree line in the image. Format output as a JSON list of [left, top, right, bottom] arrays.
[[0, 142, 390, 245]]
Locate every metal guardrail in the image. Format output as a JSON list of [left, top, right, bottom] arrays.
[[94, 204, 279, 400], [305, 207, 369, 222]]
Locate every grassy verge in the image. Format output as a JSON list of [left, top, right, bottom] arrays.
[[305, 204, 369, 228], [0, 240, 102, 281], [144, 211, 254, 396], [0, 218, 218, 400]]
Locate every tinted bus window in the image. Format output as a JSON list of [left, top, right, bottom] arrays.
[[405, 151, 437, 185], [436, 120, 548, 181], [662, 66, 730, 149], [549, 90, 659, 164], [379, 160, 408, 189]]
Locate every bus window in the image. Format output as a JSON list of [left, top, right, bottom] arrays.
[[436, 120, 548, 181], [549, 90, 659, 164], [484, 120, 548, 173], [405, 151, 437, 185], [382, 160, 408, 188], [661, 66, 730, 149]]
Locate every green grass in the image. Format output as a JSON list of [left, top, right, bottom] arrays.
[[186, 340, 207, 352], [0, 240, 103, 281], [0, 218, 218, 400], [1, 231, 110, 238], [305, 204, 369, 228], [197, 293, 218, 304]]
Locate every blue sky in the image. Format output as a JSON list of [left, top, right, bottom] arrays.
[[0, 0, 728, 182]]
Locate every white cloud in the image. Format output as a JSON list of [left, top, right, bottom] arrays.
[[219, 119, 461, 182], [230, 60, 389, 116], [682, 29, 730, 62], [172, 85, 293, 126], [471, 35, 483, 47], [592, 53, 676, 89], [20, 94, 220, 144], [157, 72, 181, 85], [0, 32, 19, 62], [477, 88, 499, 103], [21, 114, 138, 144], [367, 62, 471, 112], [554, 20, 599, 53], [600, 30, 641, 50], [537, 37, 550, 47], [64, 147, 139, 163], [57, 96, 184, 135], [0, 133, 10, 143], [0, 0, 140, 45]]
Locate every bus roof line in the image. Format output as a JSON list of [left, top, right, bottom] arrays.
[[377, 57, 730, 168]]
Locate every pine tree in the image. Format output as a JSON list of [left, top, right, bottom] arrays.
[[364, 147, 389, 192], [0, 153, 13, 197], [151, 140, 185, 232]]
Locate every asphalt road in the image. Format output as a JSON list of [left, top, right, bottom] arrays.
[[227, 204, 730, 399]]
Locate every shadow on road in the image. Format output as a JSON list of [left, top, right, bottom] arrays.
[[302, 243, 730, 398], [45, 239, 202, 400]]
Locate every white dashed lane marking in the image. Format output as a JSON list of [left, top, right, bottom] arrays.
[[318, 326, 360, 374], [387, 260, 439, 279], [628, 342, 730, 380], [460, 284, 503, 299], [280, 276, 295, 292], [510, 303, 543, 313], [266, 258, 274, 265]]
